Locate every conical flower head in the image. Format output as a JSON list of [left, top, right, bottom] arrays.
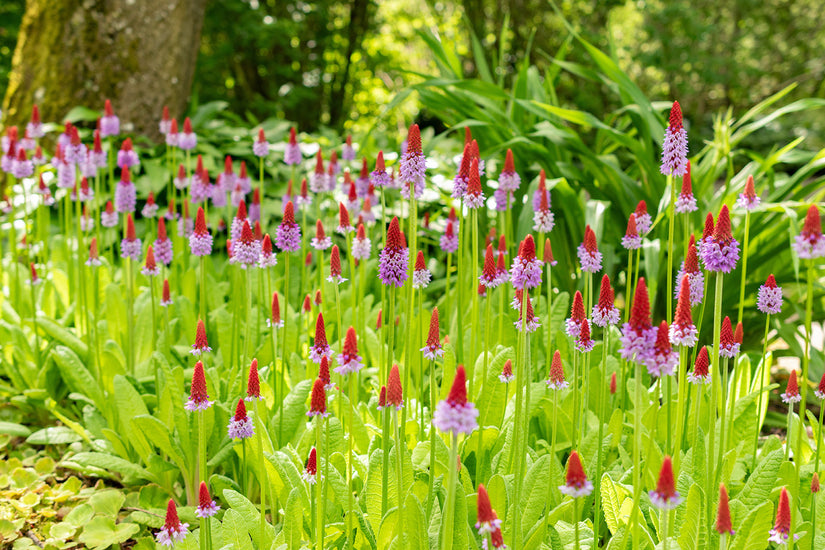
[[634, 201, 652, 234], [465, 158, 484, 209], [547, 350, 568, 390], [716, 484, 733, 535], [161, 279, 171, 306], [737, 174, 760, 211], [576, 319, 594, 352], [621, 214, 642, 250], [630, 278, 652, 332], [156, 499, 189, 546], [480, 244, 498, 286], [191, 320, 211, 355], [387, 364, 403, 409], [566, 291, 586, 336], [433, 365, 479, 435], [560, 450, 593, 497], [499, 359, 514, 383], [510, 235, 542, 290], [141, 245, 159, 277], [688, 346, 710, 384], [813, 473, 820, 494], [794, 205, 825, 258], [196, 482, 220, 518], [648, 320, 678, 377], [337, 202, 352, 233], [328, 245, 345, 284], [781, 370, 801, 404], [246, 359, 261, 400], [335, 326, 363, 375], [270, 292, 282, 327], [577, 225, 602, 272], [313, 313, 329, 348], [592, 274, 620, 327], [650, 456, 680, 509], [668, 100, 683, 131], [378, 386, 387, 409], [185, 361, 212, 411], [306, 447, 317, 477], [610, 372, 617, 394], [816, 371, 825, 400], [422, 308, 443, 359], [476, 484, 498, 528], [769, 487, 792, 543], [406, 124, 422, 154], [661, 100, 688, 176], [308, 378, 328, 417], [319, 356, 332, 389], [675, 161, 697, 213], [719, 316, 740, 358], [379, 217, 408, 286], [669, 275, 697, 347], [228, 398, 254, 439]]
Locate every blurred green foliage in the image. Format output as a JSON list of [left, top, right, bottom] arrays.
[[0, 0, 24, 98]]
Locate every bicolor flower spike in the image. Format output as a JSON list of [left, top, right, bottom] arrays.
[[793, 205, 825, 259], [757, 274, 783, 314], [196, 482, 220, 518], [781, 371, 801, 404], [433, 365, 479, 435], [560, 450, 593, 498], [155, 500, 189, 546], [649, 456, 681, 509], [660, 100, 688, 177], [547, 351, 568, 390], [335, 327, 363, 375], [592, 275, 620, 327], [191, 319, 211, 355], [228, 399, 255, 439], [421, 308, 444, 360]]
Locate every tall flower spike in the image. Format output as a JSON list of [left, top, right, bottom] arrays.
[[310, 313, 334, 363], [719, 316, 740, 358], [648, 321, 678, 377], [253, 128, 269, 157], [433, 365, 479, 434], [352, 223, 371, 260], [781, 371, 801, 404], [510, 235, 542, 290], [757, 274, 783, 314], [560, 450, 593, 497], [815, 372, 825, 400], [577, 225, 602, 272], [276, 201, 302, 252], [196, 482, 220, 519], [515, 293, 540, 333], [610, 372, 617, 395], [269, 292, 283, 328], [232, 220, 260, 267], [793, 205, 825, 259], [592, 274, 620, 327], [228, 399, 255, 439], [813, 473, 821, 494], [284, 126, 302, 166], [661, 100, 688, 176], [311, 219, 331, 250], [440, 220, 458, 253], [479, 244, 498, 287], [141, 245, 160, 277], [336, 202, 353, 234], [154, 217, 173, 265], [386, 364, 403, 409], [335, 327, 363, 375], [120, 214, 142, 260], [412, 250, 432, 289], [400, 123, 425, 199], [161, 279, 172, 307], [715, 484, 733, 535], [669, 275, 698, 347], [532, 174, 555, 232], [688, 346, 711, 384], [327, 245, 346, 285], [155, 500, 189, 546], [619, 277, 656, 364], [675, 160, 697, 213], [499, 359, 515, 383], [246, 359, 263, 401], [185, 361, 212, 411], [377, 386, 387, 410], [768, 487, 792, 544], [465, 158, 485, 209], [499, 148, 521, 192], [650, 456, 681, 509], [547, 350, 568, 390], [575, 319, 595, 353], [307, 378, 329, 417], [634, 201, 652, 234], [701, 205, 740, 273], [302, 447, 319, 484], [421, 308, 443, 359], [475, 484, 502, 536], [379, 217, 409, 287], [258, 234, 277, 268], [621, 214, 642, 250], [737, 174, 760, 211], [191, 319, 211, 355], [370, 151, 390, 188], [189, 207, 213, 256], [566, 291, 586, 337], [319, 356, 333, 390], [86, 237, 102, 267], [675, 240, 704, 306]]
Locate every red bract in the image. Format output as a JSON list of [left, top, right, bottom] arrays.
[[387, 364, 403, 409], [716, 484, 732, 535], [308, 378, 327, 417], [246, 359, 260, 400], [629, 278, 652, 333]]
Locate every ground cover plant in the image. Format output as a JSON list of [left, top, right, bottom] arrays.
[[1, 36, 825, 550]]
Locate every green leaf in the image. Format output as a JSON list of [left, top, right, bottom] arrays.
[[36, 317, 88, 359], [600, 473, 629, 534], [401, 492, 427, 550], [69, 453, 156, 484], [51, 346, 103, 408], [738, 449, 783, 509], [0, 422, 31, 437], [271, 379, 313, 446], [676, 484, 704, 550], [283, 487, 303, 549], [27, 426, 82, 445], [130, 415, 187, 472], [112, 375, 152, 457], [730, 502, 772, 550], [77, 516, 139, 549], [222, 489, 275, 549], [89, 489, 126, 517], [220, 508, 254, 550], [520, 454, 551, 535]]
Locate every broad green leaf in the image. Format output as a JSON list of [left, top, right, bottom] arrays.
[[730, 502, 772, 550], [520, 454, 551, 535], [51, 346, 103, 408], [738, 449, 783, 509], [222, 489, 276, 549], [600, 473, 629, 534], [676, 484, 703, 550], [221, 508, 254, 550], [69, 452, 155, 484], [27, 426, 83, 445], [36, 317, 89, 359], [283, 487, 303, 549], [77, 516, 139, 549]]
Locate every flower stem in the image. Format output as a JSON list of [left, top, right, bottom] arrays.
[[706, 273, 724, 525], [127, 257, 135, 376], [393, 408, 404, 515], [347, 372, 356, 546], [279, 253, 290, 444], [198, 410, 207, 550], [673, 347, 688, 472], [476, 283, 493, 484], [253, 400, 267, 548], [631, 359, 643, 548], [441, 432, 459, 550], [315, 415, 325, 550], [382, 403, 390, 517], [593, 329, 609, 549], [737, 210, 750, 323], [666, 174, 674, 323], [752, 313, 771, 467], [574, 497, 580, 550], [511, 290, 528, 550], [426, 358, 437, 518], [797, 261, 815, 464], [785, 400, 794, 462], [470, 208, 479, 397], [661, 508, 670, 550]]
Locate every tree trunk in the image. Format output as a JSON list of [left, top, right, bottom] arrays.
[[1, 0, 207, 138]]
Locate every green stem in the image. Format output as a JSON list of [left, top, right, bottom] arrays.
[[662, 508, 670, 550], [593, 330, 609, 549], [426, 358, 437, 518], [127, 257, 135, 375], [736, 210, 751, 323], [752, 314, 771, 467], [476, 283, 493, 484], [382, 403, 390, 517], [797, 262, 814, 464], [198, 410, 207, 550], [253, 400, 267, 547], [706, 273, 723, 526], [785, 400, 794, 462], [315, 416, 325, 550], [666, 174, 674, 323], [280, 254, 290, 444], [347, 372, 356, 546], [631, 359, 644, 548], [574, 497, 580, 550], [470, 208, 479, 397], [673, 347, 688, 472], [393, 408, 404, 519], [511, 290, 528, 550], [441, 432, 459, 550]]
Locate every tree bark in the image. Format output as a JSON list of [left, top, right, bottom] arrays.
[[2, 0, 207, 138]]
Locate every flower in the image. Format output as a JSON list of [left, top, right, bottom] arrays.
[[196, 482, 220, 518], [510, 236, 542, 290], [267, 292, 283, 328], [166, 119, 179, 147], [815, 372, 825, 400], [669, 275, 698, 346], [336, 202, 354, 235], [634, 201, 652, 235], [660, 100, 689, 177], [475, 484, 503, 537], [230, 201, 248, 242], [433, 365, 479, 434], [117, 138, 139, 168], [100, 100, 120, 138], [793, 205, 825, 259], [757, 274, 782, 314], [699, 212, 715, 255], [141, 245, 160, 277], [610, 372, 617, 394], [575, 319, 595, 353], [307, 378, 329, 417], [27, 105, 44, 139], [648, 321, 678, 377], [542, 238, 557, 267], [619, 278, 656, 364], [12, 148, 33, 178], [377, 386, 387, 411], [701, 206, 740, 273], [155, 500, 189, 546], [302, 447, 320, 484], [161, 279, 172, 307], [514, 294, 540, 333], [687, 347, 711, 384], [577, 225, 602, 272], [499, 148, 521, 192], [768, 487, 793, 544], [327, 245, 347, 285], [228, 399, 255, 439], [440, 220, 459, 253], [379, 217, 408, 287], [86, 238, 102, 267], [335, 327, 363, 375], [253, 128, 269, 157], [400, 124, 425, 199], [352, 223, 371, 260], [187, 207, 213, 257], [318, 356, 334, 391], [120, 215, 142, 260], [370, 151, 391, 188], [178, 117, 197, 150], [185, 361, 212, 411], [311, 220, 332, 250], [547, 351, 568, 390], [813, 473, 820, 494], [284, 127, 302, 165], [781, 371, 801, 404], [115, 166, 136, 213], [499, 359, 515, 383], [465, 158, 485, 209], [275, 202, 302, 252], [309, 313, 334, 364], [413, 251, 432, 288], [421, 308, 444, 359], [190, 319, 212, 355], [560, 450, 593, 497], [258, 234, 277, 269], [592, 275, 620, 327], [675, 161, 698, 213], [565, 291, 586, 337], [246, 359, 263, 401], [532, 174, 554, 233], [719, 316, 740, 358], [675, 239, 704, 306], [532, 170, 551, 211], [232, 220, 260, 268], [142, 192, 158, 218], [736, 174, 760, 211], [649, 456, 681, 509], [479, 245, 500, 288], [621, 214, 642, 250], [716, 484, 733, 535], [159, 106, 171, 135], [386, 364, 403, 409]]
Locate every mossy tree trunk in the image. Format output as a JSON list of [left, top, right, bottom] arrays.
[[2, 0, 207, 138]]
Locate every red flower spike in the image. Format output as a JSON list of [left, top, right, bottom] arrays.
[[655, 456, 677, 499], [565, 450, 588, 488], [654, 321, 671, 354], [169, 119, 178, 135], [233, 398, 248, 422], [802, 205, 822, 237], [300, 179, 308, 198], [359, 157, 369, 180], [386, 217, 404, 250], [818, 372, 825, 398], [543, 238, 555, 265], [247, 359, 260, 398], [305, 252, 312, 266], [236, 200, 247, 221], [583, 225, 598, 253], [289, 127, 297, 146], [194, 320, 208, 349], [89, 238, 99, 260], [387, 364, 403, 407], [467, 158, 482, 196], [464, 127, 472, 147], [306, 448, 317, 476], [163, 279, 171, 303], [668, 100, 683, 131], [813, 473, 820, 494], [694, 347, 710, 378], [610, 372, 617, 395], [720, 317, 734, 348], [786, 371, 799, 398], [498, 235, 507, 254], [449, 207, 457, 223], [629, 278, 652, 332], [571, 291, 585, 323], [519, 235, 536, 261], [504, 149, 515, 173], [343, 327, 358, 357], [282, 201, 296, 225], [744, 175, 756, 201], [598, 275, 614, 310], [347, 180, 357, 203], [415, 250, 426, 272], [716, 484, 733, 534], [773, 487, 791, 534], [356, 223, 366, 240], [337, 204, 351, 230], [309, 378, 327, 415], [378, 386, 387, 408], [125, 214, 136, 241], [31, 105, 40, 124], [144, 245, 157, 271], [734, 322, 743, 345], [538, 182, 549, 212], [319, 356, 331, 386], [482, 245, 496, 281], [261, 234, 273, 256], [681, 161, 692, 194], [626, 214, 639, 238], [550, 350, 564, 381], [314, 290, 322, 306], [447, 365, 468, 406], [183, 117, 193, 134], [496, 251, 507, 273], [406, 124, 422, 154], [684, 242, 700, 273], [198, 482, 212, 509], [457, 143, 471, 181], [477, 484, 496, 524], [240, 220, 254, 245], [376, 310, 383, 330], [314, 150, 324, 174], [502, 359, 513, 379], [329, 245, 342, 278], [376, 151, 385, 172], [713, 205, 733, 244], [271, 292, 281, 324], [702, 213, 715, 240], [635, 200, 648, 218], [164, 499, 182, 529], [314, 313, 328, 347], [764, 274, 777, 289], [195, 207, 208, 235], [190, 361, 208, 402], [675, 276, 692, 326], [445, 221, 455, 239]]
